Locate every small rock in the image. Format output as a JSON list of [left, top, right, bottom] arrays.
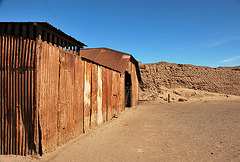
[[178, 98, 187, 102]]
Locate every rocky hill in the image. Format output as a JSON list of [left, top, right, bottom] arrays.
[[139, 62, 240, 100]]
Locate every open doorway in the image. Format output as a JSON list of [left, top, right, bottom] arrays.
[[125, 71, 132, 107]]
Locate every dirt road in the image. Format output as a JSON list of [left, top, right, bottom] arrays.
[[1, 100, 240, 161]]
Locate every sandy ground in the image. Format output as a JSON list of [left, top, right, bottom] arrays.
[[0, 100, 240, 162]]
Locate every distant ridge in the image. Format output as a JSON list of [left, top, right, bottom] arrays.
[[139, 61, 240, 96]]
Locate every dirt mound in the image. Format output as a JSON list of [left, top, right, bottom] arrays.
[[139, 61, 240, 101]]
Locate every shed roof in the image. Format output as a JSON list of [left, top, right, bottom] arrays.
[[80, 48, 138, 73], [0, 22, 87, 48]]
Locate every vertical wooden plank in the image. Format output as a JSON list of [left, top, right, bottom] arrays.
[[83, 61, 91, 132], [97, 66, 103, 125], [91, 63, 98, 127]]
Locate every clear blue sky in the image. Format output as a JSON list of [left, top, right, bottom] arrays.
[[0, 0, 240, 67]]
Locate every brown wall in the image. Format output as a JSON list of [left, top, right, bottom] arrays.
[[37, 42, 85, 153], [1, 35, 139, 155], [140, 62, 240, 96], [37, 43, 127, 153]]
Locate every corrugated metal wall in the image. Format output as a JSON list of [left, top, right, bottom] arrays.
[[83, 59, 125, 133], [1, 35, 138, 155], [0, 35, 38, 155], [38, 42, 126, 153], [37, 42, 84, 153]]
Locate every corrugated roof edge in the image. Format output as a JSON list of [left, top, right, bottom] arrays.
[[0, 22, 87, 47], [81, 47, 142, 83], [82, 47, 131, 56]]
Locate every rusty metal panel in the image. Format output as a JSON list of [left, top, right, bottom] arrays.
[[91, 63, 98, 127], [107, 68, 112, 120], [73, 53, 84, 138], [112, 71, 118, 116], [37, 42, 85, 154], [58, 51, 76, 146], [120, 74, 125, 112], [38, 42, 59, 153], [0, 35, 37, 155], [102, 67, 107, 122], [97, 65, 103, 125], [116, 72, 121, 115], [84, 60, 91, 132]]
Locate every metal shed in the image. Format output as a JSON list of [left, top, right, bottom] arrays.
[[80, 48, 142, 107], [0, 22, 141, 156]]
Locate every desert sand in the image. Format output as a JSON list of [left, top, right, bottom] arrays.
[[0, 95, 240, 162]]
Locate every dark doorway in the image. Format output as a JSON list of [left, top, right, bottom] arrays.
[[125, 71, 132, 107]]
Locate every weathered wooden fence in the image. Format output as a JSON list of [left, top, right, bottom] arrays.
[[1, 35, 127, 155]]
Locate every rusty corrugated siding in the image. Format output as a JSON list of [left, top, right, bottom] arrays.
[[91, 63, 98, 127], [83, 60, 91, 133], [38, 41, 59, 153], [102, 67, 107, 122], [0, 35, 37, 155], [97, 66, 103, 125], [37, 41, 84, 153], [107, 68, 113, 120], [1, 33, 140, 156]]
